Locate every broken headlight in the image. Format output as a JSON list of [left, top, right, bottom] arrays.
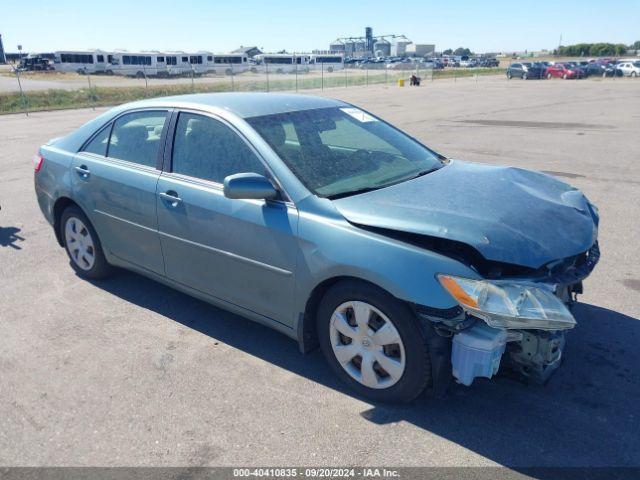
[[437, 274, 576, 331]]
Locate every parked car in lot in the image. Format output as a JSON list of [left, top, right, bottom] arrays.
[[506, 62, 545, 79], [479, 57, 500, 67], [545, 63, 584, 79], [617, 61, 640, 77], [583, 62, 607, 77], [603, 63, 624, 77], [34, 93, 601, 402]]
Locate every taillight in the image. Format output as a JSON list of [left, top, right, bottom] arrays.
[[34, 154, 44, 173]]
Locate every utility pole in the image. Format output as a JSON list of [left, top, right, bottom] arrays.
[[557, 34, 562, 56], [0, 34, 7, 64]]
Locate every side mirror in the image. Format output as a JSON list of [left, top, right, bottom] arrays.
[[223, 172, 279, 200]]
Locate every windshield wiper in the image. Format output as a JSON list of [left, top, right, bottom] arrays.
[[399, 167, 440, 182], [326, 186, 384, 200], [326, 167, 440, 200]]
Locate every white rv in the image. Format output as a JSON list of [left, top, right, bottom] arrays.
[[254, 54, 310, 73], [109, 51, 167, 77], [308, 54, 344, 71], [53, 50, 114, 74], [160, 52, 191, 76], [186, 52, 213, 74], [208, 54, 248, 74]]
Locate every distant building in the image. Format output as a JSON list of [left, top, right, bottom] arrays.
[[373, 38, 391, 57], [405, 43, 435, 58], [0, 34, 6, 64], [390, 37, 412, 57], [330, 29, 434, 59], [232, 46, 262, 58]]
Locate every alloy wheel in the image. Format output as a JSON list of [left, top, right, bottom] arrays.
[[329, 301, 406, 389], [64, 216, 96, 271]]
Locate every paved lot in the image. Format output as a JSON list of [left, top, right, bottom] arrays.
[[1, 78, 639, 469]]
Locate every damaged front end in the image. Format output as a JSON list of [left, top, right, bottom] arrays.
[[417, 241, 600, 387]]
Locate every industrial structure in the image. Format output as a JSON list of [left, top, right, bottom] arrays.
[[0, 34, 6, 64], [330, 27, 434, 59]]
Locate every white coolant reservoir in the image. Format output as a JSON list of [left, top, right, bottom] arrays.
[[451, 322, 508, 386]]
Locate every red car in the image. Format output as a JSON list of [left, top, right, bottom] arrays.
[[544, 63, 584, 79]]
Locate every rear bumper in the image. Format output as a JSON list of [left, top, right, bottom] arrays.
[[34, 177, 55, 226]]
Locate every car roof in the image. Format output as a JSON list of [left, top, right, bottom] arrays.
[[122, 92, 348, 119]]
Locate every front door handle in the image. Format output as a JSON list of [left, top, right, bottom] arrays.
[[159, 191, 182, 206], [74, 165, 90, 178]]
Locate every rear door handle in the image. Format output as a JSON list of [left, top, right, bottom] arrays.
[[75, 165, 90, 178], [159, 191, 182, 206]]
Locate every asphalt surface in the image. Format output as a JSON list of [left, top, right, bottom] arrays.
[[1, 77, 639, 470]]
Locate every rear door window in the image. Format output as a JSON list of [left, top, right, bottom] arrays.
[[108, 111, 168, 168]]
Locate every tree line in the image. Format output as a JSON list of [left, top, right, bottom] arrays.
[[554, 42, 639, 56], [441, 42, 640, 57]]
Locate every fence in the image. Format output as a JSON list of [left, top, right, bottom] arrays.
[[0, 62, 514, 115]]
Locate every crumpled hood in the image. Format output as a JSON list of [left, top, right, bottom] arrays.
[[332, 160, 598, 269]]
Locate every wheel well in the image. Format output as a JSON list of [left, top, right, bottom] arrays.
[[52, 197, 80, 246], [299, 276, 389, 354]]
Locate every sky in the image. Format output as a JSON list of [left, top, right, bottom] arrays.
[[1, 0, 639, 54]]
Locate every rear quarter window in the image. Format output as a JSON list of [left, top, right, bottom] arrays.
[[81, 124, 111, 156], [107, 111, 167, 168]]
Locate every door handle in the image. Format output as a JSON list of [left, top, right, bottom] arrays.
[[160, 191, 182, 206], [75, 165, 90, 177]]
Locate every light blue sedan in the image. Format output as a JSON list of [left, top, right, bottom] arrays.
[[34, 93, 600, 402]]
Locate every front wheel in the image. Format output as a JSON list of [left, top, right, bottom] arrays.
[[632, 71, 637, 78], [317, 281, 431, 403], [547, 73, 553, 79], [61, 206, 113, 280]]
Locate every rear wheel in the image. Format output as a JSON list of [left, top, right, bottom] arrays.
[[61, 206, 113, 280], [317, 280, 431, 403]]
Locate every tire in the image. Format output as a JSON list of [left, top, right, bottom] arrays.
[[522, 72, 528, 80], [632, 72, 637, 78], [547, 73, 552, 79], [135, 71, 145, 79], [317, 280, 431, 403], [60, 206, 113, 280]]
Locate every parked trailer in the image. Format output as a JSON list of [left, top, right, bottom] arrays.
[[53, 50, 115, 74], [254, 54, 310, 73], [308, 54, 344, 72]]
